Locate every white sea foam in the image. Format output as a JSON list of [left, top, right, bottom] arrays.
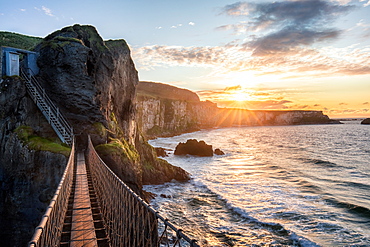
[[148, 122, 370, 246]]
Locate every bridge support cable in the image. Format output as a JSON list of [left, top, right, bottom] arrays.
[[28, 140, 76, 247], [86, 136, 200, 247], [20, 68, 73, 146]]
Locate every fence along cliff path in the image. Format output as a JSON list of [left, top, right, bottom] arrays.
[[22, 68, 199, 246]]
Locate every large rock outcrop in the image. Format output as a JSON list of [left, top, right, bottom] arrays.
[[361, 118, 370, 124], [35, 25, 189, 193], [174, 139, 213, 157], [0, 78, 68, 246], [36, 25, 138, 145], [136, 82, 217, 137]]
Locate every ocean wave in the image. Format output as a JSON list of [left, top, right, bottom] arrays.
[[223, 198, 322, 247], [191, 180, 321, 246], [299, 158, 339, 167], [324, 197, 370, 219]]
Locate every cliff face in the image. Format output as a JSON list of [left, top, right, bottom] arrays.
[[0, 25, 190, 245], [35, 25, 189, 191], [136, 81, 218, 137], [36, 26, 138, 145], [210, 108, 336, 127], [136, 82, 339, 138], [0, 78, 68, 246]]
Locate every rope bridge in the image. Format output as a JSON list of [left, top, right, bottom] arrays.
[[21, 69, 199, 246], [28, 140, 75, 247], [86, 135, 199, 246], [28, 137, 199, 246]]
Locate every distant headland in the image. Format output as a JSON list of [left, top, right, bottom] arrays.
[[136, 81, 341, 138]]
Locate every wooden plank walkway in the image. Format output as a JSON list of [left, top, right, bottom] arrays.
[[70, 153, 98, 247]]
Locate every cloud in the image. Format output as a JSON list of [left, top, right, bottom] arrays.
[[196, 87, 297, 110], [42, 6, 53, 16], [34, 6, 54, 17], [219, 99, 293, 109], [220, 0, 353, 29], [325, 108, 370, 116], [339, 102, 348, 105], [219, 0, 354, 56], [361, 0, 370, 7], [189, 22, 195, 26], [133, 42, 370, 79], [20, 9, 26, 12], [170, 24, 183, 29], [224, 85, 242, 91], [247, 27, 340, 56], [363, 102, 369, 105]]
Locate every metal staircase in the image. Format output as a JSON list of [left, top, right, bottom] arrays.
[[21, 69, 73, 146]]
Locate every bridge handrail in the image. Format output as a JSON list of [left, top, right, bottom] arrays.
[[86, 136, 200, 247], [20, 68, 73, 144], [28, 139, 75, 247]]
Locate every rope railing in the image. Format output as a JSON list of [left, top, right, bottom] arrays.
[[20, 68, 73, 146], [86, 136, 200, 247], [28, 139, 75, 247]]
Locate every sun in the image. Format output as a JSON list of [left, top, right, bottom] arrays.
[[231, 91, 250, 102]]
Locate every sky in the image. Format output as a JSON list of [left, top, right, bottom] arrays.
[[1, 0, 370, 118]]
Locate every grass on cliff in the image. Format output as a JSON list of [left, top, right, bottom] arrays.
[[14, 125, 71, 156], [95, 138, 139, 163], [92, 122, 107, 137], [0, 31, 42, 50]]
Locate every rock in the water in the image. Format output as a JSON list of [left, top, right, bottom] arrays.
[[174, 139, 213, 156], [361, 118, 370, 124], [155, 147, 168, 157], [214, 148, 225, 155]]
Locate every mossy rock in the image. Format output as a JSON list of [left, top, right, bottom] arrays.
[[14, 125, 71, 156], [92, 122, 107, 137], [95, 138, 139, 163]]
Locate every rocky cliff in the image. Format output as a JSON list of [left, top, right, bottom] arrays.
[[35, 24, 189, 187], [0, 78, 69, 246], [0, 25, 189, 245], [136, 82, 340, 138]]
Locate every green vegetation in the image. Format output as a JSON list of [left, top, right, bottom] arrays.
[[14, 125, 71, 156], [108, 112, 124, 137], [95, 138, 139, 163], [0, 31, 42, 50], [41, 35, 83, 52], [142, 161, 154, 171], [54, 36, 83, 44], [92, 122, 107, 137], [105, 39, 129, 51], [81, 25, 108, 52]]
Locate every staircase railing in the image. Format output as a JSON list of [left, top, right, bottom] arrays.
[[28, 140, 75, 247], [86, 136, 199, 247], [20, 68, 73, 146]]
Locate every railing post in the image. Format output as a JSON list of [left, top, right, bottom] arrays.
[[48, 106, 51, 123]]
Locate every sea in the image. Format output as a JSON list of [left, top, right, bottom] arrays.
[[144, 120, 370, 247]]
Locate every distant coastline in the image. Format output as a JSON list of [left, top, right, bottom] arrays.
[[136, 81, 341, 138]]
